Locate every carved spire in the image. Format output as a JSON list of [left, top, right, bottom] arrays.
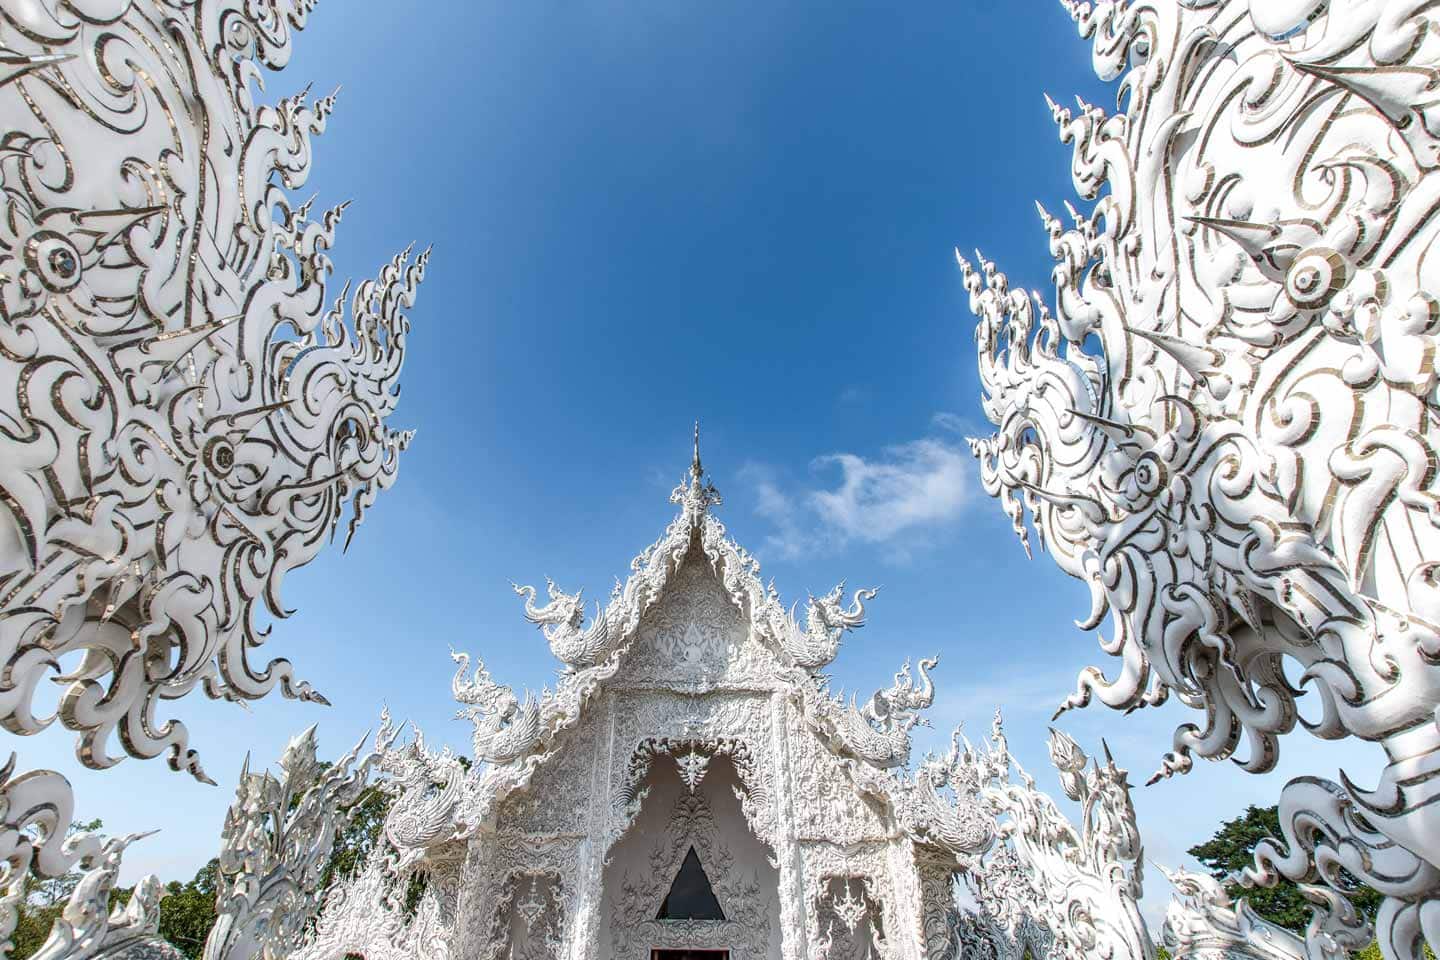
[[692, 419, 703, 481], [671, 421, 722, 521]]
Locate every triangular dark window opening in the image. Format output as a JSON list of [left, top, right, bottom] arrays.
[[656, 846, 726, 921]]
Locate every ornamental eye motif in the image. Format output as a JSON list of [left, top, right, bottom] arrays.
[[1283, 247, 1349, 310], [25, 231, 84, 292], [206, 438, 238, 476]]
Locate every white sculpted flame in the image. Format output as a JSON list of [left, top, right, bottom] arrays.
[[0, 0, 427, 785], [938, 713, 1152, 960], [0, 0, 427, 948], [963, 3, 1440, 955]]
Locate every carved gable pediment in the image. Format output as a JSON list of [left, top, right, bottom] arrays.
[[616, 546, 784, 692]]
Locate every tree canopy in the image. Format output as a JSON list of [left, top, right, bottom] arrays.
[[1186, 804, 1382, 932]]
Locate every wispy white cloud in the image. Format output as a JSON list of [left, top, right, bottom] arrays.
[[810, 439, 970, 545], [929, 411, 971, 435], [738, 462, 808, 561], [741, 418, 975, 562], [926, 670, 1078, 729]]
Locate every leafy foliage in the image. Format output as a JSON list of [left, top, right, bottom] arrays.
[[155, 860, 220, 959], [320, 784, 390, 892], [1187, 804, 1382, 932]]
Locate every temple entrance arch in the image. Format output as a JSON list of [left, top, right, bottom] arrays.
[[601, 749, 781, 959]]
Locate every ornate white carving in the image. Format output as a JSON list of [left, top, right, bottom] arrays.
[[609, 789, 773, 960], [27, 724, 394, 960], [962, 2, 1440, 955], [202, 725, 381, 960], [514, 579, 621, 673], [451, 650, 546, 766], [484, 869, 564, 960], [935, 713, 1151, 960], [0, 760, 102, 951], [800, 844, 902, 959], [622, 557, 770, 689], [373, 711, 468, 869], [30, 834, 181, 960], [465, 835, 580, 960], [0, 0, 425, 786], [1160, 865, 1309, 960], [771, 583, 878, 671], [787, 713, 889, 847], [675, 749, 711, 793], [815, 876, 890, 960], [449, 431, 881, 775], [802, 658, 939, 769], [602, 698, 780, 875], [294, 848, 452, 960], [0, 0, 424, 945]]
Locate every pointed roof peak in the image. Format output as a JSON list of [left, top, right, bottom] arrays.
[[671, 421, 721, 519], [691, 420, 703, 481]]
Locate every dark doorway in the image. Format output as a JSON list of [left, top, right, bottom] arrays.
[[651, 952, 729, 960], [656, 846, 726, 921]]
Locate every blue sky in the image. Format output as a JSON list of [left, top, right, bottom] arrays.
[[32, 0, 1378, 926]]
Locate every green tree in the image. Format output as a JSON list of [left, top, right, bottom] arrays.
[[155, 859, 219, 959], [320, 784, 391, 891], [1187, 804, 1382, 932]]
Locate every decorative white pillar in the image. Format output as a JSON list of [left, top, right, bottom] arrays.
[[567, 694, 617, 959], [887, 837, 927, 960], [770, 694, 812, 960]]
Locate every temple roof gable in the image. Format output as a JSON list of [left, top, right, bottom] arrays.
[[449, 429, 941, 822]]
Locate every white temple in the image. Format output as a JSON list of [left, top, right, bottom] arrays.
[[278, 432, 1164, 960], [317, 432, 967, 959]]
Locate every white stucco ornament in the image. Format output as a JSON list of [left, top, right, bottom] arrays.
[[1161, 865, 1316, 960], [0, 0, 426, 784], [0, 0, 426, 942], [963, 2, 1440, 957]]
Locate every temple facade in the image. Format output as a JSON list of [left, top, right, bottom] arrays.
[[450, 442, 963, 958], [27, 437, 1289, 960], [305, 437, 987, 960], [290, 436, 1161, 960]]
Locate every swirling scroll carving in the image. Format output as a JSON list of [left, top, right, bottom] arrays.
[[963, 2, 1440, 954], [0, 0, 427, 786], [1161, 865, 1309, 960], [29, 834, 181, 960]]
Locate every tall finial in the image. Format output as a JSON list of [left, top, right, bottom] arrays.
[[672, 420, 721, 515], [692, 420, 703, 480]]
